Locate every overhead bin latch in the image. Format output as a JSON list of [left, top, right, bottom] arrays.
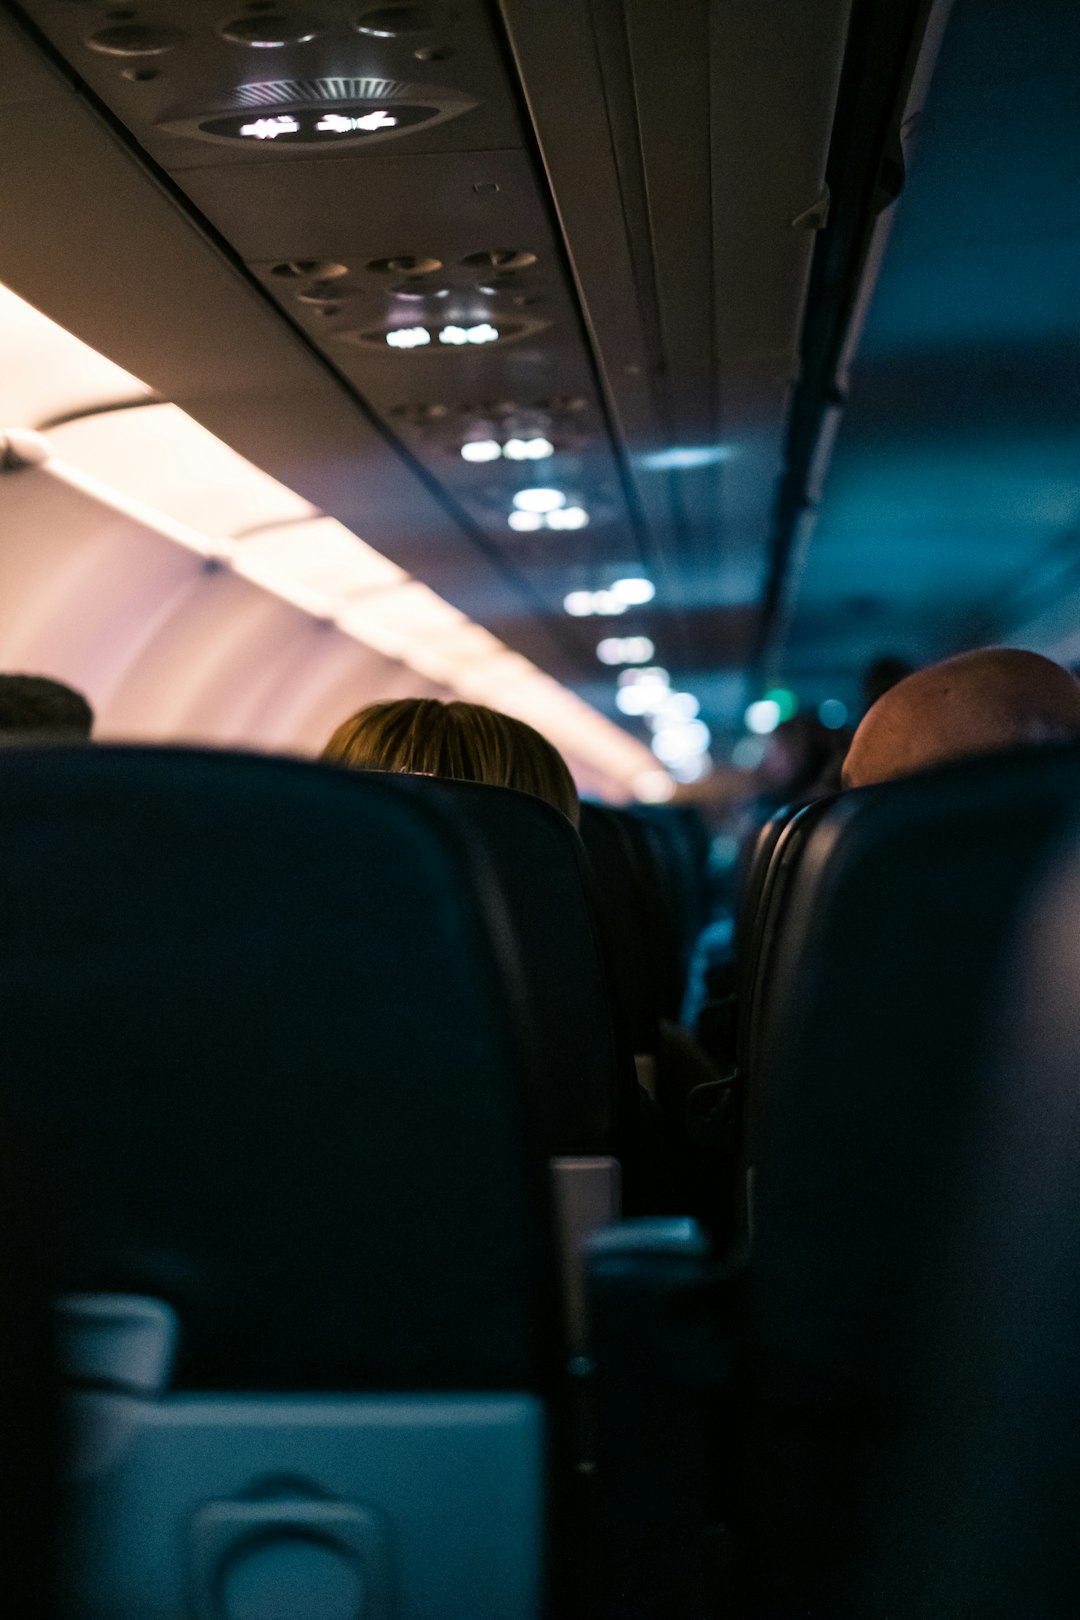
[[791, 184, 831, 232]]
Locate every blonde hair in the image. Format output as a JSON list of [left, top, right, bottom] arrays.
[[323, 698, 580, 825]]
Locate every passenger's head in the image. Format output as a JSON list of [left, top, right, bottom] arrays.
[[0, 674, 93, 742], [756, 713, 843, 802], [323, 697, 580, 825], [861, 654, 916, 714], [843, 648, 1080, 788]]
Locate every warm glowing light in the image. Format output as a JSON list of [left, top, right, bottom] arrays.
[[460, 439, 502, 463], [819, 698, 848, 729], [386, 326, 430, 349], [508, 510, 543, 532], [513, 488, 565, 514], [0, 276, 668, 801], [546, 505, 589, 530], [611, 576, 655, 606], [634, 770, 676, 804], [596, 636, 655, 665], [238, 115, 300, 140], [745, 698, 782, 735]]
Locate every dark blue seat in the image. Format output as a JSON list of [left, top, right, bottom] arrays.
[[0, 745, 565, 1619], [738, 745, 1080, 1617]]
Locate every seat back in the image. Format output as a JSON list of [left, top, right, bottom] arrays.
[[579, 803, 659, 1055], [384, 775, 630, 1156], [0, 746, 563, 1620], [823, 821, 1080, 1619], [0, 1118, 59, 1620], [740, 746, 1080, 1617]]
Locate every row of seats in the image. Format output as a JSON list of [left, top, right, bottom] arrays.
[[702, 744, 1080, 1616], [10, 739, 1080, 1616], [0, 743, 711, 1620]]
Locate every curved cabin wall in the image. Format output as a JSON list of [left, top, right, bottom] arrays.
[[0, 449, 627, 802]]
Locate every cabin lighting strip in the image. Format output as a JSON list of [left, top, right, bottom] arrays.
[[0, 283, 666, 801]]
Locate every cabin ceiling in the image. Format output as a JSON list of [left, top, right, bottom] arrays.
[[1, 0, 1071, 766]]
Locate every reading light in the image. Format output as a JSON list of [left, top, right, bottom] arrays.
[[592, 591, 628, 616], [611, 576, 655, 606], [238, 115, 300, 140], [661, 692, 701, 721], [315, 110, 398, 133], [596, 636, 655, 665], [386, 326, 430, 348], [563, 591, 595, 617], [652, 719, 711, 765], [460, 440, 501, 463], [745, 699, 782, 735], [504, 436, 554, 461], [546, 505, 588, 530], [513, 488, 565, 513], [508, 510, 543, 531]]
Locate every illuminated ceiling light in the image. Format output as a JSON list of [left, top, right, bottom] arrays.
[[819, 698, 849, 729], [662, 692, 700, 721], [563, 591, 595, 617], [616, 686, 651, 716], [592, 591, 628, 616], [641, 446, 731, 470], [508, 509, 543, 532], [460, 439, 501, 463], [502, 436, 555, 461], [611, 576, 655, 606], [634, 770, 676, 804], [618, 665, 669, 689], [315, 110, 398, 134], [513, 487, 565, 513], [546, 505, 589, 530], [670, 754, 711, 784], [439, 325, 468, 345], [765, 686, 798, 721], [596, 635, 655, 666], [466, 323, 499, 345], [652, 719, 711, 765], [745, 698, 782, 735], [386, 326, 430, 348], [238, 115, 300, 140]]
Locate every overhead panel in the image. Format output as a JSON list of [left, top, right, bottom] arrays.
[[14, 0, 653, 683], [500, 0, 851, 697]]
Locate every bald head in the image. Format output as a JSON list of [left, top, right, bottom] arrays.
[[843, 648, 1080, 788]]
